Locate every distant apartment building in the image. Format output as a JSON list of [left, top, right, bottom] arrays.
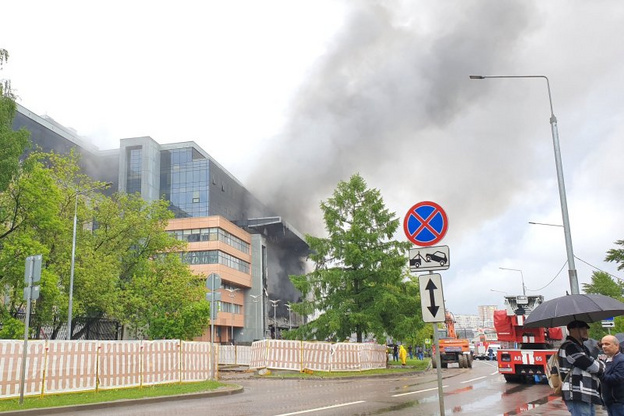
[[454, 314, 480, 330], [13, 104, 309, 343], [478, 305, 498, 328]]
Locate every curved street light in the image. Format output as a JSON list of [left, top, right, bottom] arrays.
[[225, 287, 240, 344], [499, 267, 526, 296], [250, 294, 261, 339], [269, 299, 280, 339], [470, 75, 579, 294]]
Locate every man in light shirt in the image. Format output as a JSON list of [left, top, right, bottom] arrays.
[[600, 335, 624, 416]]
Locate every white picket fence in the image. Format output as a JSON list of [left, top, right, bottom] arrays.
[[0, 339, 224, 399], [249, 340, 386, 372], [0, 339, 385, 399]]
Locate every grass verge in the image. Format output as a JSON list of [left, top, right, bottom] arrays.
[[0, 380, 226, 412]]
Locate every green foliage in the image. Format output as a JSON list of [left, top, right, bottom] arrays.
[[582, 271, 624, 298], [606, 240, 624, 272], [583, 270, 624, 340], [0, 51, 30, 191], [0, 379, 226, 412], [121, 253, 211, 340], [289, 173, 420, 343], [0, 150, 210, 340], [0, 311, 24, 339]]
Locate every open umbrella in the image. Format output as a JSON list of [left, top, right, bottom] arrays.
[[523, 293, 624, 328]]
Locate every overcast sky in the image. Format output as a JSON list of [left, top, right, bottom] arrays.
[[2, 1, 623, 317]]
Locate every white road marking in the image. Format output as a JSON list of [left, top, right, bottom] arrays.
[[461, 376, 487, 383], [392, 385, 449, 397], [274, 401, 366, 416]]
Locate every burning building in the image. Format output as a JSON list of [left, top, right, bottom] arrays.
[[12, 104, 309, 343]]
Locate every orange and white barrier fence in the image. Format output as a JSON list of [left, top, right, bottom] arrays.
[[219, 344, 252, 365], [0, 340, 218, 400], [249, 340, 386, 372]]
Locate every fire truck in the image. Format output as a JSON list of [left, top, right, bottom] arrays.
[[494, 295, 564, 382], [432, 311, 473, 369], [473, 328, 499, 360]]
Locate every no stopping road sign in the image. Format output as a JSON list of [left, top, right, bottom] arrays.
[[403, 201, 448, 247]]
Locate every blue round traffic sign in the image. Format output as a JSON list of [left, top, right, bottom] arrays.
[[403, 201, 448, 247]]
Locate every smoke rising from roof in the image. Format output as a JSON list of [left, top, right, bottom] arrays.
[[247, 2, 540, 238]]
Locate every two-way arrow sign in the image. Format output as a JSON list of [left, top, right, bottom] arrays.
[[419, 273, 446, 323]]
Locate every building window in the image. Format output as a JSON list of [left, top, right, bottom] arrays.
[[169, 227, 250, 254], [163, 148, 209, 218], [180, 250, 250, 274], [126, 146, 142, 194]]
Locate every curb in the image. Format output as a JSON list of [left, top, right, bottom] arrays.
[[0, 385, 243, 416]]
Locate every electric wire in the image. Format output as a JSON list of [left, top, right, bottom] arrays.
[[525, 256, 624, 293]]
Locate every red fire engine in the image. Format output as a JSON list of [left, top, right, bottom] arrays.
[[494, 295, 564, 382]]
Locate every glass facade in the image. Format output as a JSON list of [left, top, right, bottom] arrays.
[[181, 250, 250, 274], [126, 146, 142, 194], [169, 227, 250, 254], [160, 148, 209, 218]]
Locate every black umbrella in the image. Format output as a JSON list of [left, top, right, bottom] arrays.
[[523, 293, 624, 328]]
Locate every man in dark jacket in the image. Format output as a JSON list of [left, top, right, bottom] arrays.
[[600, 334, 624, 416], [559, 320, 605, 416]]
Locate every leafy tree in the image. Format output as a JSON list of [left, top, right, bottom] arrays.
[[606, 240, 624, 271], [289, 173, 418, 343], [582, 270, 624, 340], [582, 271, 624, 299], [0, 49, 30, 192], [89, 191, 210, 340], [0, 152, 65, 337], [0, 150, 210, 340]]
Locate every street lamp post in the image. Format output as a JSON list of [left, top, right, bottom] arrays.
[[269, 299, 280, 339], [67, 182, 111, 340], [225, 288, 240, 344], [250, 294, 261, 340], [470, 74, 579, 295], [499, 267, 526, 296], [286, 303, 292, 330], [67, 195, 79, 340]]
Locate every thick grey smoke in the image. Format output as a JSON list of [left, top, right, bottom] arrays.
[[247, 1, 542, 239]]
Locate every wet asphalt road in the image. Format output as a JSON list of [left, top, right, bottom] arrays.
[[7, 360, 589, 416]]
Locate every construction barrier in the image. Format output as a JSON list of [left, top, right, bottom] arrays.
[[219, 344, 252, 366], [249, 340, 386, 372], [0, 340, 219, 400], [0, 340, 382, 399]]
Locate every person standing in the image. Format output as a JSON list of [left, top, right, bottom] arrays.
[[559, 320, 605, 416], [399, 344, 408, 366], [600, 334, 624, 416], [393, 344, 399, 362]]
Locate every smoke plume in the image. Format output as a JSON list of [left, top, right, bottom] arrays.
[[247, 1, 541, 240]]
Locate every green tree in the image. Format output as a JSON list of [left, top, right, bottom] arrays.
[[0, 49, 30, 192], [582, 270, 624, 340], [606, 240, 624, 271], [582, 271, 624, 299], [90, 191, 210, 340], [0, 152, 65, 337], [289, 173, 418, 343], [0, 151, 210, 340]]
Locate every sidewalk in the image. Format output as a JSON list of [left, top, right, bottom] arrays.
[[521, 396, 607, 415]]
